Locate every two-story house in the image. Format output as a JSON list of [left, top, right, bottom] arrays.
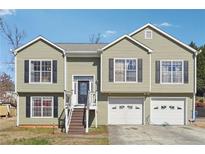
[[14, 23, 198, 134]]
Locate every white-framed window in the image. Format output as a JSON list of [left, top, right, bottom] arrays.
[[114, 58, 137, 82], [144, 30, 152, 39], [30, 60, 52, 83], [160, 60, 183, 84], [31, 96, 53, 118]]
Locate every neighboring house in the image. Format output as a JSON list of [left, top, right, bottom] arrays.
[[14, 23, 198, 134], [0, 91, 16, 107]]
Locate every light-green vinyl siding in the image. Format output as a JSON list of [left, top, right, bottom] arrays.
[[18, 93, 64, 125], [101, 38, 151, 93], [16, 40, 64, 93], [131, 27, 194, 93]]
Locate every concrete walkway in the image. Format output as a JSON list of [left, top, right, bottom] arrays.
[[108, 125, 205, 145]]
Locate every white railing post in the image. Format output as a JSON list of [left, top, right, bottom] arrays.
[[85, 108, 89, 133], [85, 91, 90, 133], [64, 91, 68, 133], [64, 90, 74, 134], [65, 108, 68, 133]]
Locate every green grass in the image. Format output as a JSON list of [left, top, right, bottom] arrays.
[[3, 127, 54, 133], [93, 137, 109, 145], [11, 137, 50, 145], [1, 125, 108, 145], [89, 125, 108, 134]]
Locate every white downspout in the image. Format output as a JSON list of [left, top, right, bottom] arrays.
[[14, 53, 19, 126], [193, 53, 197, 121], [64, 53, 68, 133], [64, 54, 67, 107], [149, 53, 152, 92], [95, 91, 98, 128]]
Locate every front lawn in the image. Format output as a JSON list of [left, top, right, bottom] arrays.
[[0, 118, 108, 145]]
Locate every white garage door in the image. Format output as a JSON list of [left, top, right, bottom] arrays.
[[108, 98, 143, 125], [151, 98, 185, 125]]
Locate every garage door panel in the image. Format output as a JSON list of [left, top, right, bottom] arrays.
[[151, 98, 185, 125], [109, 98, 143, 125]]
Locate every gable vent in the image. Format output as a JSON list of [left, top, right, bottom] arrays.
[[144, 30, 153, 39]]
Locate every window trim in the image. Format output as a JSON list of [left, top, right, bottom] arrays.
[[144, 30, 153, 39], [160, 60, 184, 84], [30, 96, 54, 118], [29, 59, 53, 84], [113, 58, 138, 83]]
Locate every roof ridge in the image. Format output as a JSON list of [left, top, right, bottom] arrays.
[[55, 42, 109, 44]]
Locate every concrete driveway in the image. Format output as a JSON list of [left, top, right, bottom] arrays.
[[108, 125, 205, 145]]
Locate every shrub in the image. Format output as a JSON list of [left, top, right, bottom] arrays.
[[199, 98, 204, 103]]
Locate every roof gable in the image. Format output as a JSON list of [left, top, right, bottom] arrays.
[[14, 36, 65, 55], [129, 23, 197, 54], [100, 35, 152, 53]]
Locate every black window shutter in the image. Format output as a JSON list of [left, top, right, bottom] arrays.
[[26, 96, 30, 118], [138, 59, 143, 82], [53, 60, 57, 83], [184, 61, 189, 83], [53, 96, 58, 118], [24, 60, 29, 83], [109, 59, 114, 82], [156, 61, 160, 83]]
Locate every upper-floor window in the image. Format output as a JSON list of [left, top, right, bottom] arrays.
[[144, 30, 152, 39], [30, 60, 52, 83], [114, 58, 137, 82], [31, 96, 53, 118], [161, 60, 183, 84]]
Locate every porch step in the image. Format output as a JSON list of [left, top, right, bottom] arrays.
[[69, 125, 85, 129], [71, 118, 84, 121], [68, 108, 85, 134], [70, 119, 84, 123], [73, 108, 85, 112], [72, 112, 84, 117], [68, 131, 85, 135]]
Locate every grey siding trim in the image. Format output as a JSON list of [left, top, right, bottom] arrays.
[[138, 59, 143, 82], [109, 59, 114, 82], [24, 60, 29, 83], [155, 61, 160, 83], [184, 61, 189, 83]]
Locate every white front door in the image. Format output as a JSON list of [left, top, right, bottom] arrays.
[[108, 98, 143, 124], [150, 98, 185, 125]]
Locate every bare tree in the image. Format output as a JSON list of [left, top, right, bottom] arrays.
[[89, 33, 102, 44], [0, 72, 15, 106], [0, 17, 25, 70]]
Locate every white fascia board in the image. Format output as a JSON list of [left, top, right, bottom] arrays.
[[68, 54, 100, 57], [14, 36, 66, 55], [100, 35, 152, 53], [128, 35, 153, 52], [68, 51, 99, 54], [65, 50, 100, 57], [129, 23, 197, 53]]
